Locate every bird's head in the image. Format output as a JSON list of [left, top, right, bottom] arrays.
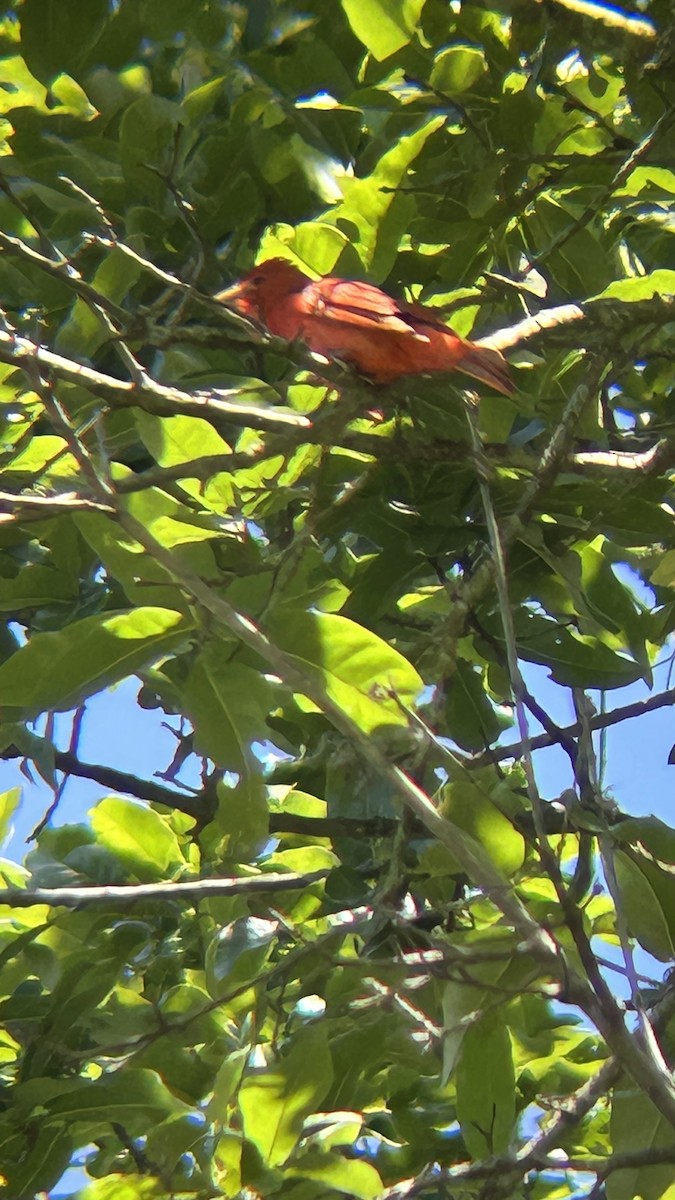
[[216, 257, 311, 319]]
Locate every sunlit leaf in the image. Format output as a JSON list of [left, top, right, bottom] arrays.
[[341, 0, 425, 60], [0, 608, 187, 715], [90, 797, 184, 880], [268, 610, 423, 733], [240, 1025, 334, 1166]]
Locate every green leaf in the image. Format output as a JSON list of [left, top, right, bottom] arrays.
[[214, 1131, 242, 1195], [573, 536, 648, 668], [75, 509, 187, 608], [431, 45, 487, 95], [609, 1080, 675, 1200], [0, 55, 53, 115], [288, 1149, 382, 1199], [144, 1111, 209, 1175], [119, 95, 183, 203], [444, 658, 512, 751], [0, 788, 21, 844], [651, 551, 675, 588], [341, 0, 426, 60], [49, 72, 98, 119], [268, 610, 423, 733], [0, 1120, 73, 1197], [205, 915, 278, 1001], [134, 410, 234, 510], [208, 1048, 249, 1121], [7, 434, 69, 475], [266, 845, 337, 876], [438, 773, 525, 877], [43, 1068, 189, 1124], [178, 648, 272, 779], [611, 819, 675, 961], [592, 269, 675, 302], [456, 1014, 516, 1158], [0, 608, 187, 716], [0, 561, 78, 612], [75, 1175, 164, 1199], [323, 116, 444, 275], [613, 850, 675, 961], [207, 776, 270, 863], [441, 936, 524, 1080], [616, 166, 675, 198], [527, 196, 613, 295], [19, 0, 110, 83], [90, 797, 184, 880], [614, 816, 675, 866], [239, 1025, 333, 1166], [135, 411, 232, 467], [182, 75, 226, 122], [511, 611, 643, 689], [76, 483, 220, 607], [56, 247, 142, 358]]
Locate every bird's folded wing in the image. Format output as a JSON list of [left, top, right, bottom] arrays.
[[306, 278, 428, 339]]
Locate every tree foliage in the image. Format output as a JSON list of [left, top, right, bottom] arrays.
[[0, 0, 674, 1197]]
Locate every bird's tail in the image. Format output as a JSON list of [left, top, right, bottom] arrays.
[[457, 344, 514, 396]]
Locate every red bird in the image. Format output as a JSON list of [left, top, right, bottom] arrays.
[[217, 258, 514, 396]]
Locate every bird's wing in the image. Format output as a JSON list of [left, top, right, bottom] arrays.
[[305, 278, 429, 339], [402, 299, 455, 333]]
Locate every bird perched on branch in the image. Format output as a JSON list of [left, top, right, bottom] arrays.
[[216, 258, 514, 396]]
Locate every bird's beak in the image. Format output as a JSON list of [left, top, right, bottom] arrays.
[[214, 278, 249, 305]]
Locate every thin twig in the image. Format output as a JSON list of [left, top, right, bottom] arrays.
[[28, 705, 87, 842], [444, 367, 602, 660], [0, 490, 115, 516], [464, 392, 562, 922], [0, 229, 130, 326], [57, 174, 116, 234]]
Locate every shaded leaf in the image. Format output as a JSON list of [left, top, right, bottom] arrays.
[[456, 1014, 516, 1158], [609, 1080, 675, 1200], [179, 650, 272, 779]]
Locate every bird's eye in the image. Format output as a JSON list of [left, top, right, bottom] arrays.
[[251, 274, 265, 285]]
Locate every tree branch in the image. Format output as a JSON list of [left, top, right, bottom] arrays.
[[0, 870, 330, 908], [0, 327, 310, 435], [467, 686, 675, 769], [0, 490, 115, 518], [535, 0, 656, 39], [571, 439, 675, 474], [481, 293, 675, 353]]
